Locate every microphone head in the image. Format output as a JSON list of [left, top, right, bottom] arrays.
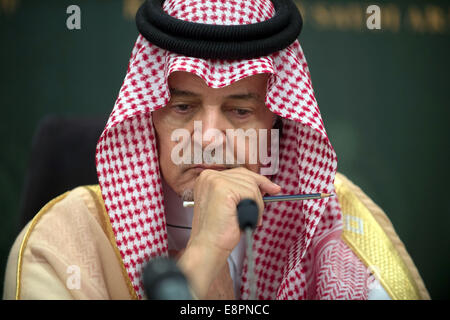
[[143, 257, 193, 300], [237, 198, 259, 230]]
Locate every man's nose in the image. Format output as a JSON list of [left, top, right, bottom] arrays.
[[194, 108, 228, 149]]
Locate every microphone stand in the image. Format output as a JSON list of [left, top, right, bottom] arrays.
[[237, 199, 259, 300]]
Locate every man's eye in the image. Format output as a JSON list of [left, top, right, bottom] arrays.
[[172, 104, 192, 113], [231, 108, 252, 117]]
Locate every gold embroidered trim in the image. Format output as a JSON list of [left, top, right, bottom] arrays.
[[84, 185, 139, 300], [335, 173, 424, 299], [16, 191, 70, 300]]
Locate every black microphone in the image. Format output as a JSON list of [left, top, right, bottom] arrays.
[[142, 257, 193, 300], [237, 198, 259, 300]]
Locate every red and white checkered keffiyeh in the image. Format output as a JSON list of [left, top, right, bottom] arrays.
[[95, 0, 369, 299]]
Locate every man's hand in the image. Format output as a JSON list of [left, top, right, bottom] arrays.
[[191, 167, 280, 254], [177, 167, 280, 299]]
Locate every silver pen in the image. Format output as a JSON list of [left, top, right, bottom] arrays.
[[183, 193, 334, 207]]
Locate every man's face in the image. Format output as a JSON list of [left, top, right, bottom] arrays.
[[152, 71, 276, 200]]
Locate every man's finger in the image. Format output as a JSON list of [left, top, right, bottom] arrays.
[[226, 167, 281, 195], [220, 176, 265, 226]]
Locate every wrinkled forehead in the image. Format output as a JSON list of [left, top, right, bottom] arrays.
[[165, 52, 277, 91], [167, 71, 271, 101]]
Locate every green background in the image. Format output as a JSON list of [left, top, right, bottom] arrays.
[[1, 0, 449, 299]]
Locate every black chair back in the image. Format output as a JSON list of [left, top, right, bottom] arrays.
[[19, 115, 107, 230]]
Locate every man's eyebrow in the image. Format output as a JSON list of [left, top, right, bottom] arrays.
[[169, 87, 200, 97], [225, 92, 263, 102], [169, 87, 263, 102]]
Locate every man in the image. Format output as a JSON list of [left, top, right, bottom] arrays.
[[3, 0, 429, 300]]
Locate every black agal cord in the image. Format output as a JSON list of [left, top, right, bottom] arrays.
[[136, 0, 303, 60]]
